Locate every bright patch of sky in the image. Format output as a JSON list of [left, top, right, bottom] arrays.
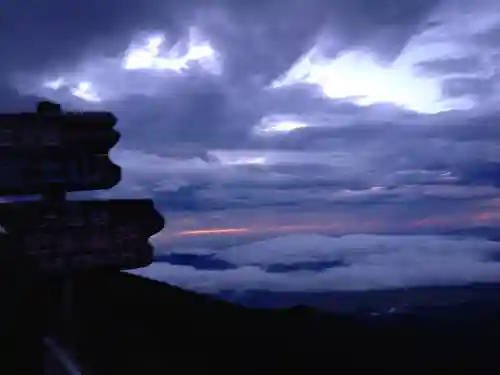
[[71, 81, 100, 102], [15, 27, 221, 103], [210, 151, 268, 166], [123, 28, 220, 74], [271, 44, 469, 114], [254, 114, 309, 135], [270, 2, 500, 114]]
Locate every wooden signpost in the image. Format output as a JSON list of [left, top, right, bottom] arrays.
[[0, 101, 165, 374], [0, 199, 164, 274], [0, 104, 121, 196], [0, 101, 164, 272]]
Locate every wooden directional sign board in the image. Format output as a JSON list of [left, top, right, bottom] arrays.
[[0, 110, 120, 196], [0, 199, 165, 274], [0, 101, 165, 274], [0, 154, 121, 195], [0, 112, 120, 153]]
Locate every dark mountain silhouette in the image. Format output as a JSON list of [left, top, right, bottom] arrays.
[[51, 271, 500, 374], [217, 282, 500, 313]]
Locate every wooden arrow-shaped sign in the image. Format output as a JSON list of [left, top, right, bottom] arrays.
[[0, 199, 165, 274], [0, 108, 121, 196]]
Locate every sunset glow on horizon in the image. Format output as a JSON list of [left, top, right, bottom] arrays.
[[155, 210, 500, 241]]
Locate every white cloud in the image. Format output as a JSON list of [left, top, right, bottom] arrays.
[[130, 233, 500, 293], [270, 0, 500, 114], [272, 47, 454, 114], [254, 114, 309, 136], [213, 233, 500, 266], [122, 28, 221, 75], [15, 27, 222, 103]]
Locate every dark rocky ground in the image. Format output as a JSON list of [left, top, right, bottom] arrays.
[[63, 272, 500, 374], [2, 265, 500, 374]]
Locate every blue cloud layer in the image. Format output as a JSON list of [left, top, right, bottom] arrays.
[[2, 0, 500, 296]]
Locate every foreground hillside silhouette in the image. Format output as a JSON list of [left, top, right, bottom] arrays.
[[53, 271, 500, 374]]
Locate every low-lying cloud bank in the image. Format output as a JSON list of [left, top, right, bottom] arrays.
[[130, 233, 500, 293]]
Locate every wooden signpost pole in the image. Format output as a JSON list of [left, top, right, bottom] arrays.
[[36, 102, 76, 357]]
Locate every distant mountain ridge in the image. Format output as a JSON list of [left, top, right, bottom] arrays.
[[217, 282, 500, 314]]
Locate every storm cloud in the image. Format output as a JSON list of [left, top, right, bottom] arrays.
[[2, 0, 500, 297]]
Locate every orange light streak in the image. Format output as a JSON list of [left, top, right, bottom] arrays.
[[176, 227, 251, 236], [173, 223, 344, 237]]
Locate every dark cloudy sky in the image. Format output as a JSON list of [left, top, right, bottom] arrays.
[[3, 0, 500, 299]]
